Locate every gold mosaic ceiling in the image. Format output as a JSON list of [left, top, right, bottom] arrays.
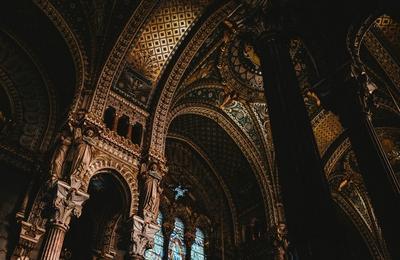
[[127, 0, 210, 82]]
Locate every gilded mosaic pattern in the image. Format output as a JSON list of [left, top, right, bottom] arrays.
[[128, 0, 210, 82], [364, 30, 400, 91], [222, 101, 262, 153], [312, 110, 344, 156], [374, 15, 400, 53]]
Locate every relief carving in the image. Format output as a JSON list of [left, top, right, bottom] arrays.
[[51, 181, 89, 229], [140, 162, 165, 224], [129, 216, 160, 259], [49, 122, 73, 183]]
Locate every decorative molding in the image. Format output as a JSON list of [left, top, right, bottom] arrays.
[[34, 0, 89, 115], [168, 103, 277, 228], [88, 0, 159, 120], [148, 1, 239, 161]]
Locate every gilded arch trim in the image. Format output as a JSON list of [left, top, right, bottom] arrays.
[[83, 156, 139, 216], [168, 103, 277, 228]]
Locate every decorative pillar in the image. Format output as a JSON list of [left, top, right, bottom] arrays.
[[319, 69, 400, 258], [39, 181, 89, 260], [252, 17, 347, 259], [127, 216, 159, 260]]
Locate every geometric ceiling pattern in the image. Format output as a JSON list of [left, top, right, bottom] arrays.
[[374, 14, 400, 54], [127, 0, 211, 82]]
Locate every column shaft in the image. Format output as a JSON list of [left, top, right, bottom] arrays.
[[255, 32, 346, 259], [333, 77, 400, 258], [40, 225, 66, 260]]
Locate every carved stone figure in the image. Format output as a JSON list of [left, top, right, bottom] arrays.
[[70, 127, 94, 178], [141, 162, 163, 223], [50, 122, 73, 182]]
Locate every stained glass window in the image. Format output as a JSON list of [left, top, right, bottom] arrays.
[[145, 213, 164, 260], [191, 228, 206, 260], [168, 218, 186, 260]]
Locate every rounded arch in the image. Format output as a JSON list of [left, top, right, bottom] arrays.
[[87, 0, 159, 119], [64, 172, 131, 259], [0, 30, 56, 152], [83, 156, 139, 216], [146, 1, 238, 161], [34, 0, 90, 115], [166, 133, 239, 237], [168, 103, 276, 228]]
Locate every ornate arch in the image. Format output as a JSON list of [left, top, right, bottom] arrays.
[[83, 156, 139, 216], [0, 30, 56, 153], [168, 103, 277, 228], [147, 1, 238, 161], [166, 133, 240, 243], [34, 0, 89, 115], [88, 0, 159, 121]]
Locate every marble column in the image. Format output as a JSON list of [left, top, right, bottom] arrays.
[[39, 181, 89, 260], [253, 20, 347, 259]]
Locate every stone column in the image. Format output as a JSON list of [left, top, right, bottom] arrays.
[[127, 121, 133, 141], [184, 228, 195, 260], [161, 220, 174, 260], [320, 70, 400, 258], [253, 19, 347, 259], [127, 216, 159, 260], [111, 112, 119, 132], [39, 181, 89, 260]]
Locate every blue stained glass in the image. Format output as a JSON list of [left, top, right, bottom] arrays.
[[145, 213, 164, 260], [191, 228, 205, 260], [168, 218, 186, 260]]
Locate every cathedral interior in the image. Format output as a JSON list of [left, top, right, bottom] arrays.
[[1, 0, 400, 259]]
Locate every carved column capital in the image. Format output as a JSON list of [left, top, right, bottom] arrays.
[[128, 216, 160, 259], [50, 181, 89, 230], [13, 220, 46, 259]]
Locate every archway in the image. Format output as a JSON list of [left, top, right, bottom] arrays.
[[62, 172, 131, 259]]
